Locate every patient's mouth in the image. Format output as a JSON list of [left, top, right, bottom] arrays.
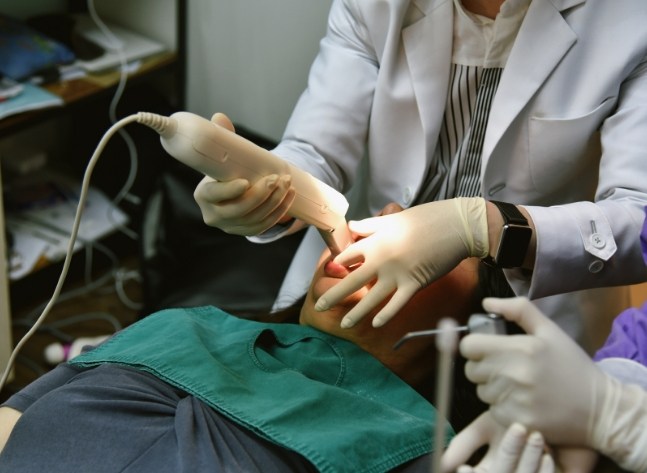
[[324, 260, 350, 278]]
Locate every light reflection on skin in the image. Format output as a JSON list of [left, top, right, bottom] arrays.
[[299, 204, 481, 387]]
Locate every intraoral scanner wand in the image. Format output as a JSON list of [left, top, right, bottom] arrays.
[[143, 112, 353, 255]]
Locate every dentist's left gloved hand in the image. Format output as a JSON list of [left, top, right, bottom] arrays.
[[442, 412, 598, 473], [461, 297, 647, 472], [441, 412, 555, 473], [314, 197, 489, 328]]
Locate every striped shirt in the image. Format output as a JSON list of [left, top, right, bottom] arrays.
[[415, 0, 531, 203]]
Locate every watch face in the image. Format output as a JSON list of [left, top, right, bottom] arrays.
[[496, 224, 532, 268]]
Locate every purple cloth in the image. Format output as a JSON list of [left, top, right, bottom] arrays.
[[594, 301, 647, 366], [642, 206, 647, 263]]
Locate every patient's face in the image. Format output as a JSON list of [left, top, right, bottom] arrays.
[[299, 246, 480, 385]]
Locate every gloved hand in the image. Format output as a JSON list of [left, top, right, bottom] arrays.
[[314, 197, 489, 328], [441, 412, 555, 473], [460, 297, 606, 446], [461, 297, 647, 472], [193, 113, 296, 236]]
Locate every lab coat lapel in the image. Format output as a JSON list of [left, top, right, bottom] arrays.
[[482, 0, 583, 164], [403, 0, 453, 151]]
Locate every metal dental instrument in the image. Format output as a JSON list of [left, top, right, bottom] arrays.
[[393, 313, 507, 350]]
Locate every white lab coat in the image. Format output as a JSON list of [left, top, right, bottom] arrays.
[[257, 0, 647, 349]]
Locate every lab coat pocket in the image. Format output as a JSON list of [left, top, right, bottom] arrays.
[[528, 97, 616, 195]]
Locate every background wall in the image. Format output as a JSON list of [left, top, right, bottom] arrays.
[[185, 1, 333, 141]]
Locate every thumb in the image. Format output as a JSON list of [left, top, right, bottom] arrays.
[[481, 297, 553, 336], [347, 214, 393, 236], [210, 112, 236, 132]]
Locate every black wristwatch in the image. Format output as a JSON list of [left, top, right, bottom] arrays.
[[482, 201, 532, 268]]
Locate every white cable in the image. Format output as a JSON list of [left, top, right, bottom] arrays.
[[0, 114, 141, 392], [0, 111, 174, 392], [114, 268, 143, 310], [87, 0, 140, 240]]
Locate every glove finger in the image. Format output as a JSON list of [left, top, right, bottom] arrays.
[[441, 412, 494, 472], [463, 359, 495, 385], [195, 176, 250, 204], [475, 376, 521, 411], [219, 174, 289, 219], [460, 333, 529, 360], [315, 263, 380, 312], [514, 431, 545, 473], [347, 214, 394, 236], [538, 453, 555, 473], [481, 297, 558, 337], [492, 423, 528, 473], [371, 286, 418, 328], [463, 350, 523, 384], [332, 238, 373, 268], [227, 187, 296, 235], [458, 466, 476, 473], [228, 178, 294, 231], [339, 280, 397, 328]]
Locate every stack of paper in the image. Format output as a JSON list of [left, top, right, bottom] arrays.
[[5, 175, 129, 280]]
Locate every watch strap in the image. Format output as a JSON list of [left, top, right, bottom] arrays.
[[490, 200, 528, 226]]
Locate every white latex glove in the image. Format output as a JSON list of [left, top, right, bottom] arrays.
[[441, 412, 555, 473], [460, 297, 606, 446], [193, 113, 296, 236], [314, 197, 489, 328], [461, 297, 647, 472]]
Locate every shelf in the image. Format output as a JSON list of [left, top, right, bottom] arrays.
[[0, 0, 186, 386], [0, 51, 179, 138]]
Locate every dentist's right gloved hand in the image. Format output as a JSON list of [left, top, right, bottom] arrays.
[[193, 113, 296, 236], [315, 197, 489, 328], [461, 297, 647, 472]]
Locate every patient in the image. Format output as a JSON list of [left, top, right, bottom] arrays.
[[0, 209, 511, 473]]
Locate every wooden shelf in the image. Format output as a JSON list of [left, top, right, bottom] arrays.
[[0, 0, 185, 386], [0, 51, 178, 138]]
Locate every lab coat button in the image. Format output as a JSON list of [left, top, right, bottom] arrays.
[[588, 260, 604, 273], [590, 233, 605, 249], [403, 187, 413, 205]]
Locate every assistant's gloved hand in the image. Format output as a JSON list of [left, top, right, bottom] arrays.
[[441, 412, 555, 473], [461, 297, 647, 472], [193, 113, 296, 236], [314, 197, 489, 328]]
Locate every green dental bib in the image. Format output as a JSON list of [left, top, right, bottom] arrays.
[[71, 307, 450, 473]]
